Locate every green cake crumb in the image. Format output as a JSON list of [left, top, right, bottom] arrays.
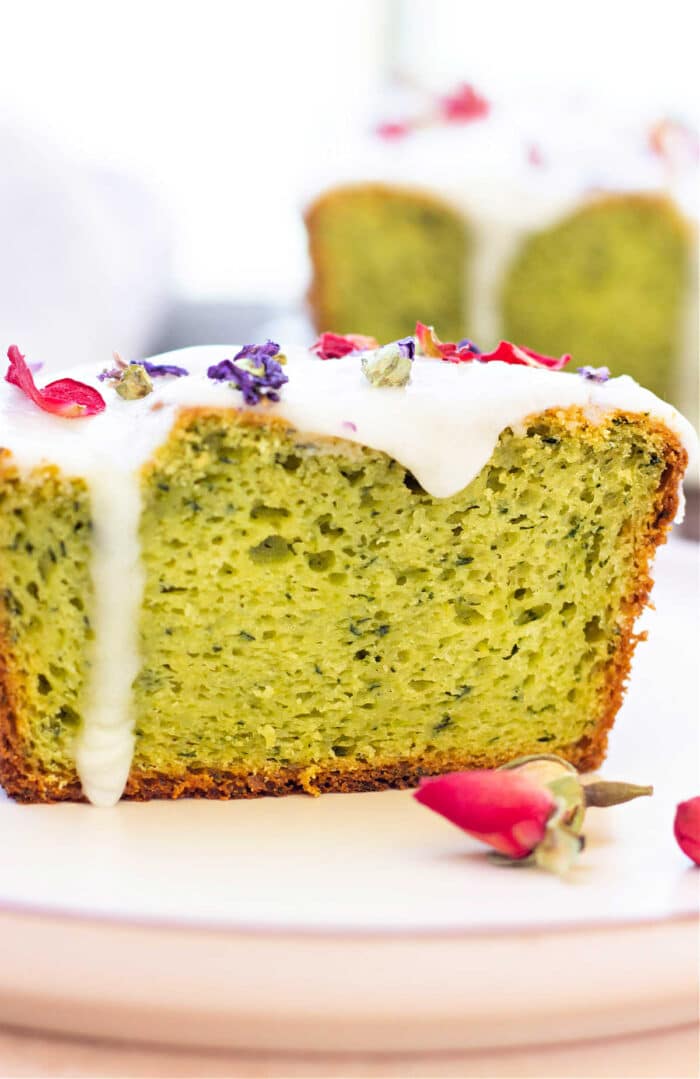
[[124, 411, 667, 776]]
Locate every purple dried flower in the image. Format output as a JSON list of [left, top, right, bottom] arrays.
[[397, 337, 415, 360], [578, 365, 611, 384], [97, 367, 122, 382], [234, 340, 281, 364], [457, 338, 482, 354], [207, 342, 288, 405], [135, 360, 189, 378], [207, 359, 237, 381]]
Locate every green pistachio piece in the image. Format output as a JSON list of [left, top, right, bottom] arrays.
[[361, 343, 412, 388], [115, 364, 153, 400]]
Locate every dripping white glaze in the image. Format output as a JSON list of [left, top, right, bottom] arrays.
[[0, 346, 696, 805]]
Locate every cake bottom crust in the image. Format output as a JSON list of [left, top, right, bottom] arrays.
[[124, 737, 604, 801], [1, 736, 605, 804]]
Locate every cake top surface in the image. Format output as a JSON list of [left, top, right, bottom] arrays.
[[306, 87, 699, 227], [1, 338, 696, 500]]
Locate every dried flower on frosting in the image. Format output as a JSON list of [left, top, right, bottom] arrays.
[[97, 367, 122, 382], [478, 341, 570, 371], [138, 360, 189, 378], [415, 754, 652, 876], [527, 143, 545, 168], [312, 332, 379, 360], [5, 345, 106, 418], [415, 322, 443, 359], [100, 356, 188, 386], [361, 341, 413, 388], [99, 352, 163, 399], [415, 325, 569, 370], [648, 118, 700, 169], [98, 351, 127, 383], [578, 365, 611, 384], [207, 341, 288, 405], [375, 83, 489, 142], [440, 83, 490, 124], [115, 364, 153, 400], [376, 121, 411, 141], [415, 322, 481, 363], [457, 338, 481, 354], [234, 340, 283, 366]]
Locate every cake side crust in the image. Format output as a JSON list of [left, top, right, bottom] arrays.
[[0, 410, 687, 804]]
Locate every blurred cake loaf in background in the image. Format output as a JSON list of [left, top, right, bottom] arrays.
[[305, 86, 698, 422]]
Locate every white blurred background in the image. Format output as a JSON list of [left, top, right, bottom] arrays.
[[0, 0, 697, 362]]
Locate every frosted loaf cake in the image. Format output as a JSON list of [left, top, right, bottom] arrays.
[[0, 333, 695, 805]]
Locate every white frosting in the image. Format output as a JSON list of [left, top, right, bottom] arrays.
[[0, 346, 696, 805]]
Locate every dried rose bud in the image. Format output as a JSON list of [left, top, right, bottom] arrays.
[[674, 797, 700, 865], [415, 769, 556, 860], [414, 754, 653, 876]]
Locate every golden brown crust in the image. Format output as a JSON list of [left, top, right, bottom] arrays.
[[304, 182, 463, 335], [0, 409, 688, 803], [568, 414, 687, 772], [0, 745, 603, 804]]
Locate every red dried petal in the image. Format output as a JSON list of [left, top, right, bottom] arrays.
[[414, 770, 555, 859], [6, 345, 105, 417], [376, 121, 411, 141], [311, 332, 379, 360], [440, 84, 490, 124], [527, 143, 545, 167], [415, 323, 479, 364], [415, 322, 443, 358], [438, 342, 479, 364], [648, 119, 700, 165], [479, 341, 570, 371], [674, 797, 700, 865]]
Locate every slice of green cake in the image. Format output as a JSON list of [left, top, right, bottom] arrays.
[[0, 339, 693, 804], [306, 184, 470, 344], [501, 195, 692, 405]]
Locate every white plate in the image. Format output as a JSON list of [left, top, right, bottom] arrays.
[[0, 537, 697, 1052]]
